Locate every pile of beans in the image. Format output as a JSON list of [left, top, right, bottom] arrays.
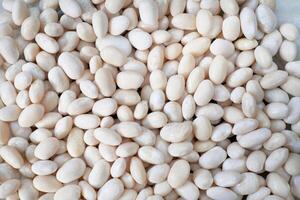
[[0, 0, 299, 199]]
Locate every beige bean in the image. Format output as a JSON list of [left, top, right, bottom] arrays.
[[0, 37, 20, 64], [94, 128, 122, 146], [117, 70, 144, 89], [265, 148, 289, 172], [21, 16, 40, 41], [0, 105, 21, 122], [166, 74, 185, 101], [237, 128, 271, 148], [88, 159, 110, 188], [56, 158, 86, 183], [226, 68, 253, 88], [128, 29, 153, 50], [167, 159, 190, 188], [35, 33, 59, 54], [233, 172, 260, 195], [67, 97, 94, 115], [59, 0, 81, 18], [172, 13, 196, 30], [194, 80, 214, 106], [54, 184, 81, 200], [34, 137, 59, 160], [207, 187, 238, 199], [280, 40, 297, 62], [267, 173, 290, 198], [58, 52, 84, 80], [32, 160, 58, 176], [138, 0, 158, 26], [67, 128, 85, 157], [18, 104, 45, 127], [240, 7, 257, 40], [0, 146, 24, 169], [160, 121, 192, 142], [199, 146, 227, 169], [138, 146, 165, 165], [92, 10, 108, 38], [98, 178, 124, 200], [12, 0, 29, 26], [76, 22, 96, 42], [280, 23, 299, 41], [246, 150, 266, 173], [222, 16, 240, 41], [33, 175, 62, 193], [210, 39, 235, 58], [209, 55, 228, 84]]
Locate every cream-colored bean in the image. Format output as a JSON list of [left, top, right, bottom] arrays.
[[138, 146, 165, 165], [194, 80, 214, 106], [12, 0, 29, 26], [98, 178, 124, 200], [138, 0, 158, 26], [222, 16, 240, 41], [237, 128, 271, 148], [117, 70, 144, 90], [264, 102, 289, 120], [199, 146, 227, 169], [210, 39, 235, 58], [235, 38, 258, 51], [113, 89, 141, 106], [92, 10, 108, 39], [267, 173, 290, 198], [226, 68, 253, 88], [280, 40, 297, 62], [256, 4, 277, 33], [172, 13, 196, 30], [196, 9, 213, 37], [48, 67, 70, 93], [0, 146, 24, 169], [88, 159, 110, 188], [265, 148, 289, 172], [233, 172, 260, 195], [34, 137, 59, 160], [0, 37, 20, 64], [254, 45, 272, 68], [280, 23, 299, 41], [165, 43, 182, 60], [74, 114, 100, 129], [178, 54, 195, 78], [165, 74, 185, 101], [35, 33, 59, 54], [94, 128, 122, 146], [21, 16, 40, 41], [18, 104, 45, 127], [0, 105, 21, 122], [56, 158, 86, 183], [240, 7, 257, 39], [207, 187, 238, 200], [96, 35, 132, 56], [246, 150, 266, 173], [128, 29, 153, 50], [167, 159, 190, 188], [32, 160, 58, 176], [209, 55, 228, 84], [67, 128, 85, 157], [58, 52, 84, 80], [76, 22, 96, 42], [33, 175, 62, 193], [54, 184, 81, 200], [59, 0, 81, 18], [67, 97, 94, 115]]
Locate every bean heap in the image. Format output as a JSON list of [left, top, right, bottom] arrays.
[[0, 0, 300, 199]]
